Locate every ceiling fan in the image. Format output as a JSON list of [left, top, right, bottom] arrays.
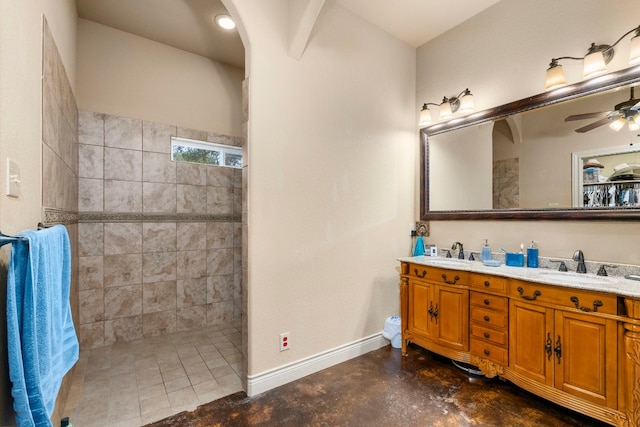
[[565, 86, 640, 133]]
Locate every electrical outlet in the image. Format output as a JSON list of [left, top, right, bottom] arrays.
[[280, 332, 290, 351]]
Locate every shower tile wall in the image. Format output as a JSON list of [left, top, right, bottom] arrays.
[[41, 18, 79, 424], [493, 158, 519, 209], [77, 111, 243, 349]]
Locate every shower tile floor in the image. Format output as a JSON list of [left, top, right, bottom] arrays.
[[63, 322, 244, 426]]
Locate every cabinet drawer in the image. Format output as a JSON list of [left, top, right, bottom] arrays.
[[470, 292, 508, 312], [470, 306, 508, 329], [470, 323, 507, 347], [470, 339, 508, 365], [469, 274, 507, 292], [510, 280, 618, 315], [408, 264, 468, 285]]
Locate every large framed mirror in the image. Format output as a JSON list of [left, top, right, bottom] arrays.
[[421, 66, 640, 221]]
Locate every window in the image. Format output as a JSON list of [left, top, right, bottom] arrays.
[[171, 137, 242, 168]]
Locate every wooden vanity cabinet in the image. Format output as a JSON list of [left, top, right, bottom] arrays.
[[470, 291, 509, 369], [405, 264, 469, 360], [509, 298, 617, 408], [399, 261, 640, 426]]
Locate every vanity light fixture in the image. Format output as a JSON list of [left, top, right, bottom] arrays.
[[545, 24, 640, 91], [419, 88, 474, 126]]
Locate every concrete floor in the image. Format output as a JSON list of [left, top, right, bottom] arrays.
[[146, 343, 609, 426]]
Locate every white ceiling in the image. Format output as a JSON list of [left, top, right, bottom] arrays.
[[75, 0, 500, 69], [335, 0, 500, 48]]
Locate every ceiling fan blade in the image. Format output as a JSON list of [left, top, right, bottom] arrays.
[[574, 117, 612, 133], [631, 100, 640, 111], [565, 112, 608, 121]]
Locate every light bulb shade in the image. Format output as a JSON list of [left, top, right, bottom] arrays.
[[458, 93, 474, 113], [419, 107, 433, 126], [630, 34, 640, 65], [583, 50, 608, 79], [439, 101, 452, 119], [545, 64, 567, 90], [629, 120, 640, 131], [609, 117, 626, 131]]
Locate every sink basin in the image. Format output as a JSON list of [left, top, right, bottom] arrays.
[[427, 259, 468, 267], [538, 272, 610, 285]]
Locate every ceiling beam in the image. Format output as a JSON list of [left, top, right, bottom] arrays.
[[288, 0, 329, 60]]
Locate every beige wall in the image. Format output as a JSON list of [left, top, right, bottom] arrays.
[[0, 1, 78, 424], [227, 0, 416, 376], [76, 19, 244, 137], [417, 0, 640, 264], [429, 124, 493, 210]]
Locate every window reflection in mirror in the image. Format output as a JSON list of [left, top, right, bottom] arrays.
[[572, 145, 640, 207]]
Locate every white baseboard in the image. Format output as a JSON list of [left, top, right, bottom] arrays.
[[246, 333, 388, 396]]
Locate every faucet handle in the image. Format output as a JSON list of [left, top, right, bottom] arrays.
[[444, 249, 452, 258], [468, 252, 477, 261], [597, 264, 617, 276], [550, 260, 568, 272]]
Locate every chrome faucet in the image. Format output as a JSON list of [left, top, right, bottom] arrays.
[[451, 242, 465, 259], [573, 250, 587, 273]]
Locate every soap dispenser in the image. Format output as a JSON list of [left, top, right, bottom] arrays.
[[527, 241, 539, 268], [481, 239, 491, 262]]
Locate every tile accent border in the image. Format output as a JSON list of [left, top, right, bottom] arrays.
[[43, 207, 79, 227], [78, 212, 241, 223]]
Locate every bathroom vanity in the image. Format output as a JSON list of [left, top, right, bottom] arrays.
[[399, 257, 640, 426]]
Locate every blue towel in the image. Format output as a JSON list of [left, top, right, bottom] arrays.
[[6, 225, 79, 427], [413, 236, 425, 256]]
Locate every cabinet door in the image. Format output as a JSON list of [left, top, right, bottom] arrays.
[[555, 310, 617, 408], [434, 285, 469, 351], [509, 300, 553, 386], [408, 280, 433, 339]]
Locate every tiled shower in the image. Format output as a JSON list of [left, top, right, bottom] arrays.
[[76, 111, 243, 349], [20, 16, 247, 426]]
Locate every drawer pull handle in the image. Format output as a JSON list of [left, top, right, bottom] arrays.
[[483, 349, 490, 356], [483, 332, 490, 339], [545, 333, 553, 361], [414, 268, 427, 278], [483, 299, 490, 305], [517, 287, 541, 301], [569, 296, 603, 312], [484, 280, 490, 287], [441, 274, 460, 285], [483, 315, 490, 322]]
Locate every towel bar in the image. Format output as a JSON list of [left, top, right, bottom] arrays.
[[0, 232, 27, 248]]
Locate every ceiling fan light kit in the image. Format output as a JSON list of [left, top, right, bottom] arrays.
[[565, 86, 640, 133], [545, 25, 640, 91]]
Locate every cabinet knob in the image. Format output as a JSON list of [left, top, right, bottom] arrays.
[[483, 349, 490, 356], [484, 280, 490, 287], [483, 315, 490, 322], [484, 332, 490, 339], [483, 299, 490, 305]]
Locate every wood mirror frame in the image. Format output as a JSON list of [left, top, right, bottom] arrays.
[[420, 66, 640, 221]]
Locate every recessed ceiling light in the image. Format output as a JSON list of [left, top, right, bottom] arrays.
[[215, 14, 236, 30]]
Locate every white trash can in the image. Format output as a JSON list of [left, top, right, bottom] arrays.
[[382, 315, 402, 348]]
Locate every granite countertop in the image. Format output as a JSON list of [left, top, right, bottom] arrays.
[[398, 255, 640, 299]]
